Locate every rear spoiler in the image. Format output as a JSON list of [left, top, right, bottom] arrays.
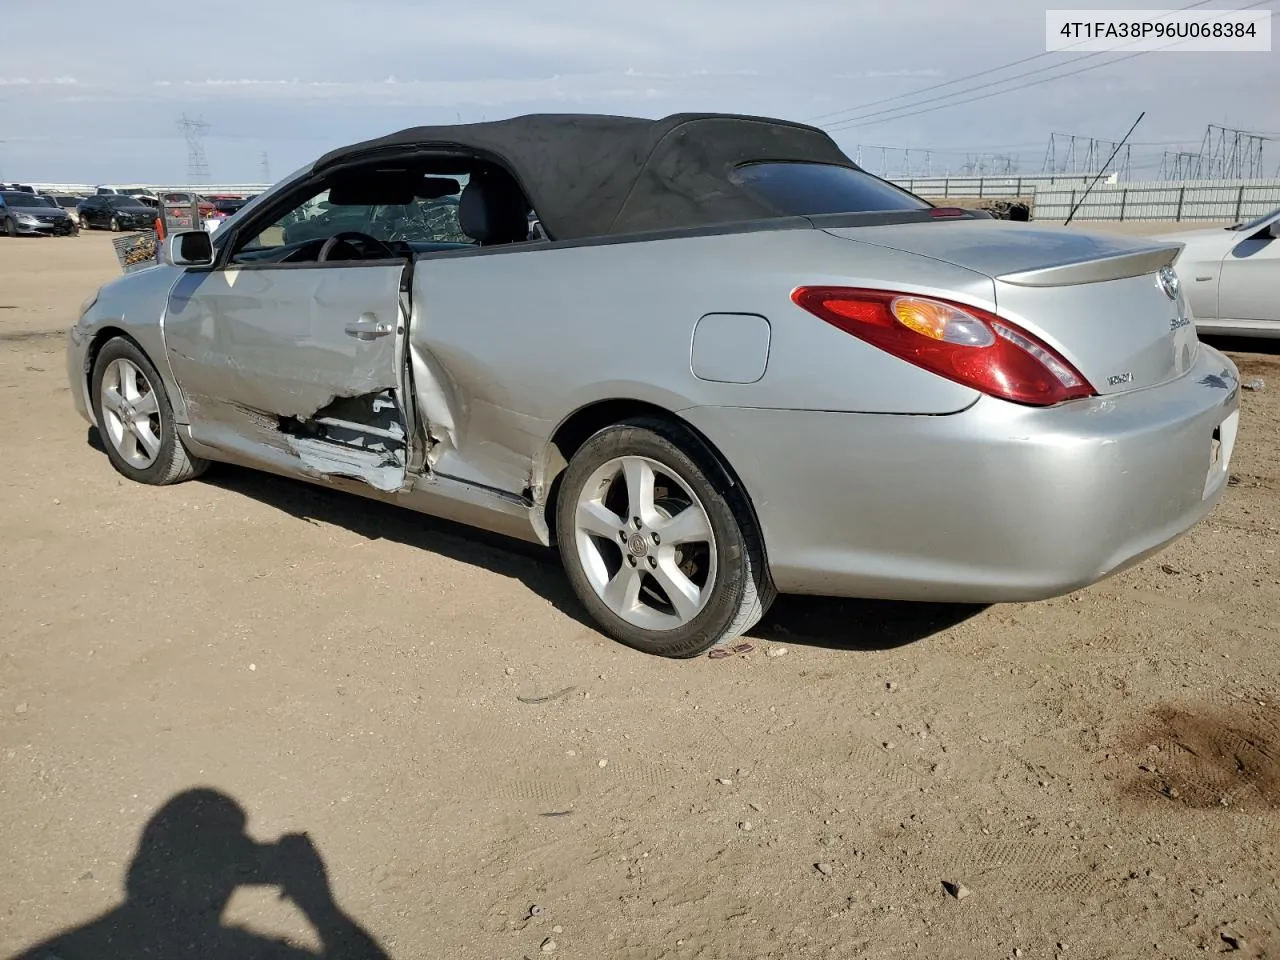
[[996, 243, 1183, 287]]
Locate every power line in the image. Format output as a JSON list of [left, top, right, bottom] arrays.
[[823, 0, 1275, 133], [807, 0, 1221, 127]]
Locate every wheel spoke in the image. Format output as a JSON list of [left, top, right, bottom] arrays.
[[117, 428, 140, 463], [101, 386, 125, 416], [132, 390, 159, 418], [622, 457, 657, 525], [119, 361, 139, 400], [577, 499, 623, 541], [601, 563, 644, 615], [655, 504, 711, 546], [652, 557, 703, 622], [134, 422, 161, 459]]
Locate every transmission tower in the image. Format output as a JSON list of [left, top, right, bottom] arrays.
[[177, 114, 210, 182], [260, 151, 271, 183], [1159, 150, 1202, 180], [1190, 124, 1273, 179], [855, 144, 937, 178], [959, 153, 1019, 176], [1042, 132, 1131, 179]]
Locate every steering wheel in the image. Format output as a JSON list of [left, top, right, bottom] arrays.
[[317, 231, 396, 262]]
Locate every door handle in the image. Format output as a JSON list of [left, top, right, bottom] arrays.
[[344, 313, 394, 340]]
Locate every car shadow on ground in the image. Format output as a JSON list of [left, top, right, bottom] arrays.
[[1202, 334, 1280, 359], [87, 429, 984, 652], [748, 595, 985, 651], [7, 787, 391, 960]]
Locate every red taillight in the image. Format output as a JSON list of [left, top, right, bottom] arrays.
[[791, 286, 1095, 406]]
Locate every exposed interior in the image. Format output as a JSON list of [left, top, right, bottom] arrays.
[[225, 157, 544, 266]]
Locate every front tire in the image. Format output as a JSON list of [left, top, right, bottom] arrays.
[[4, 218, 15, 237], [109, 216, 120, 232], [556, 417, 774, 658], [89, 337, 208, 485]]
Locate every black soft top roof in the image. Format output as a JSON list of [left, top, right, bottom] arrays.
[[313, 112, 860, 241]]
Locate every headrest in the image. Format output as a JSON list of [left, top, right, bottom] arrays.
[[459, 174, 530, 245]]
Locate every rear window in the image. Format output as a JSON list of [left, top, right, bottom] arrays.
[[732, 161, 930, 216]]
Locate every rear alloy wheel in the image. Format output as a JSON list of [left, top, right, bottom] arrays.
[[556, 417, 774, 658], [89, 338, 208, 485]]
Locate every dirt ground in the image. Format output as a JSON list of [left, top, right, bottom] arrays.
[[1, 230, 1277, 960]]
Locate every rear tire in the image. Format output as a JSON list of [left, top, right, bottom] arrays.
[[556, 416, 774, 658], [89, 337, 208, 485]]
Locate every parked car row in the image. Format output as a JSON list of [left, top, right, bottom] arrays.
[[0, 183, 260, 235]]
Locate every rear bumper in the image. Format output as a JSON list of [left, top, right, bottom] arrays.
[[680, 344, 1240, 602]]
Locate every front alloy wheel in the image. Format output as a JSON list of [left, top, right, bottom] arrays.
[[89, 337, 208, 485], [100, 357, 163, 469], [556, 417, 773, 658]]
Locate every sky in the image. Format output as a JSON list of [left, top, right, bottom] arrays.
[[1, 0, 1277, 185]]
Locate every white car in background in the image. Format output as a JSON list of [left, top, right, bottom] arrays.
[[1160, 206, 1280, 338]]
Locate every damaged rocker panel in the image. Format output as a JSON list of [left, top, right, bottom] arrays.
[[277, 389, 408, 492]]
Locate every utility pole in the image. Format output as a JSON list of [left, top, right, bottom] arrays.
[[260, 151, 271, 183]]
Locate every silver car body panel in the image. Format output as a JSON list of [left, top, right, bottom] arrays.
[[65, 150, 1242, 605], [1160, 208, 1280, 337], [682, 342, 1239, 601], [162, 262, 412, 491], [67, 263, 190, 428]]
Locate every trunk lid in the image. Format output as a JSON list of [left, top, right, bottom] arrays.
[[822, 220, 1198, 395]]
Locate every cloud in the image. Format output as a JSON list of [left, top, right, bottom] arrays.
[[0, 76, 77, 85], [0, 0, 1276, 183]]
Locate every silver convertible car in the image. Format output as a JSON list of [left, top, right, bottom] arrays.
[[66, 113, 1241, 658]]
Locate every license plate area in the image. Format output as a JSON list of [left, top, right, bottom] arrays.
[[1203, 409, 1239, 499]]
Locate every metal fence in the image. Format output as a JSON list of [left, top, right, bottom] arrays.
[[887, 174, 1099, 199], [1032, 179, 1280, 222]]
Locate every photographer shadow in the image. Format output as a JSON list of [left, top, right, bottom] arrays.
[[9, 788, 390, 960]]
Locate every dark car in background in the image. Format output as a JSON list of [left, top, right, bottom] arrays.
[[77, 195, 157, 232], [0, 191, 76, 236]]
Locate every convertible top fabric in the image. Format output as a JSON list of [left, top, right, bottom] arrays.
[[313, 113, 859, 241]]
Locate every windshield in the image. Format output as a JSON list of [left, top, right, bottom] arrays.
[[1228, 207, 1280, 232], [109, 196, 152, 209], [1, 192, 52, 207]]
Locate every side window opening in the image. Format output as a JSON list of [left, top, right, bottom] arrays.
[[229, 160, 541, 265]]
